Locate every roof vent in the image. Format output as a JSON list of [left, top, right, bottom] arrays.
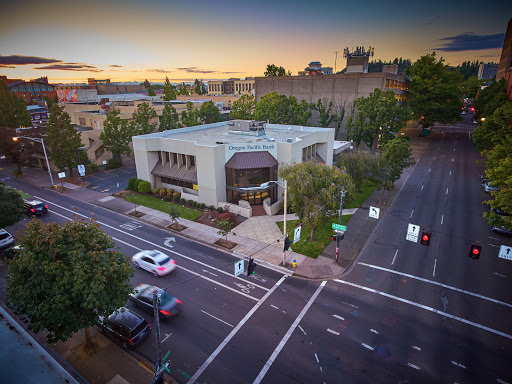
[[268, 138, 276, 142], [286, 138, 293, 143], [216, 141, 224, 144]]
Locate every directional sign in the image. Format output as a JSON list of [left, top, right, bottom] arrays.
[[332, 223, 347, 231], [293, 226, 301, 244], [406, 223, 420, 242], [77, 164, 85, 174], [369, 206, 380, 219], [103, 160, 107, 165], [58, 172, 66, 179], [234, 260, 244, 277], [164, 237, 176, 248], [334, 229, 345, 234], [499, 245, 512, 261]]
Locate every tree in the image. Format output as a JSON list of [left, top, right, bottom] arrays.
[[216, 218, 236, 242], [253, 91, 312, 125], [179, 83, 189, 96], [6, 218, 134, 346], [181, 101, 200, 127], [163, 77, 177, 101], [462, 75, 485, 99], [169, 205, 180, 227], [143, 79, 156, 96], [473, 79, 509, 121], [346, 88, 411, 150], [46, 105, 82, 177], [199, 101, 221, 124], [100, 110, 133, 162], [0, 183, 24, 228], [264, 64, 288, 77], [473, 102, 512, 151], [159, 103, 182, 131], [407, 53, 463, 129], [129, 102, 158, 135], [193, 79, 207, 95], [230, 95, 255, 120], [278, 162, 354, 241], [336, 150, 379, 192]]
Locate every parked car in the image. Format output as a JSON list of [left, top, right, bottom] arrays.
[[24, 200, 48, 216], [0, 229, 14, 250], [1, 244, 21, 261], [98, 308, 151, 349], [130, 284, 182, 319], [489, 208, 512, 236], [484, 181, 500, 193], [461, 111, 467, 115], [132, 250, 176, 277]]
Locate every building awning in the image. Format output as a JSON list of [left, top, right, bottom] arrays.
[[225, 151, 277, 169], [152, 163, 197, 184]]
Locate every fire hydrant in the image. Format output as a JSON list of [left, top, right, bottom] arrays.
[[292, 259, 297, 268]]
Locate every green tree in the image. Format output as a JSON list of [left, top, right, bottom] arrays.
[[43, 95, 57, 109], [143, 79, 156, 96], [264, 64, 288, 76], [0, 183, 25, 228], [461, 75, 485, 99], [216, 218, 236, 242], [193, 79, 207, 95], [46, 105, 82, 177], [230, 95, 255, 120], [100, 110, 132, 162], [169, 205, 180, 226], [346, 88, 411, 150], [163, 77, 177, 101], [407, 53, 463, 129], [6, 218, 134, 346], [179, 82, 189, 96], [473, 102, 512, 151], [278, 162, 354, 241], [473, 79, 509, 121], [199, 101, 221, 124], [336, 150, 379, 192], [159, 103, 182, 131], [129, 102, 158, 135], [181, 101, 200, 127], [253, 91, 312, 125]]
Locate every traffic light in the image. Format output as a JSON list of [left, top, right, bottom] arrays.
[[247, 258, 257, 276], [283, 236, 292, 251], [331, 233, 344, 241], [469, 244, 481, 259], [331, 234, 337, 241], [420, 231, 431, 246], [153, 374, 164, 384]]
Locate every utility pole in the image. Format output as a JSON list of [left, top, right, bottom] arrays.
[[335, 189, 345, 263], [334, 51, 339, 74], [153, 291, 162, 375]]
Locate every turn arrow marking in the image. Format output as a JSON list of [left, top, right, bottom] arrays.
[[164, 237, 176, 248]]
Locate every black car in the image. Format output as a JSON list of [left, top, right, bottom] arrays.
[[98, 308, 151, 349], [24, 200, 48, 216], [1, 245, 21, 261], [130, 284, 182, 319]]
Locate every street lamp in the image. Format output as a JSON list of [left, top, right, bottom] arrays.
[[13, 136, 54, 187]]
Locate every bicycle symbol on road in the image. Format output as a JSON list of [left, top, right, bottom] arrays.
[[234, 282, 256, 294]]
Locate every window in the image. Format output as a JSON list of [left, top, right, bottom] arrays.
[[189, 155, 195, 167], [164, 152, 169, 164], [79, 118, 86, 125], [94, 146, 104, 159], [173, 153, 178, 164], [181, 154, 186, 166]]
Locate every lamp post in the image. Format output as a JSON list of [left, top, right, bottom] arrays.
[[13, 136, 54, 187]]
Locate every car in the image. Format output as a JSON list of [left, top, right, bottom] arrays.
[[98, 308, 151, 349], [0, 229, 14, 250], [24, 200, 48, 216], [130, 284, 182, 319], [132, 250, 176, 276], [484, 181, 500, 192], [1, 244, 21, 261], [461, 111, 467, 115]]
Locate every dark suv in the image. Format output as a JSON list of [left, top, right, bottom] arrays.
[[24, 200, 48, 216], [98, 308, 151, 349]]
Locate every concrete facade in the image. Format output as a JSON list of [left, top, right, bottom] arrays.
[[497, 17, 512, 81]]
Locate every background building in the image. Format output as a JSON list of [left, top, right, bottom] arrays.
[[298, 61, 333, 76], [1, 76, 57, 105], [496, 17, 512, 100], [208, 78, 254, 96], [478, 63, 499, 80]]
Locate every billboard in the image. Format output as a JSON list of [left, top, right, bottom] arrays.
[[57, 89, 78, 103]]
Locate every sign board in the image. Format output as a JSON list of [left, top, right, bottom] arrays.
[[58, 172, 66, 179], [225, 141, 277, 163], [332, 223, 347, 231], [234, 260, 244, 277], [334, 229, 345, 234], [78, 164, 85, 176], [369, 206, 380, 219], [406, 223, 420, 242], [293, 226, 301, 244], [499, 245, 512, 261], [103, 160, 107, 165]]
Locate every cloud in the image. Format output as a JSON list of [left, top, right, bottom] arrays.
[[176, 67, 242, 75], [425, 16, 440, 26], [110, 64, 123, 68], [0, 64, 16, 68], [147, 68, 173, 73], [35, 63, 102, 72], [434, 32, 505, 52], [479, 54, 500, 58], [0, 55, 62, 65]]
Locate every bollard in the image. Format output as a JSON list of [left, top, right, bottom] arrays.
[[292, 259, 297, 268]]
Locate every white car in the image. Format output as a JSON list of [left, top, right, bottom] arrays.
[[0, 229, 15, 250], [484, 181, 500, 193], [132, 250, 176, 276], [461, 111, 467, 115]]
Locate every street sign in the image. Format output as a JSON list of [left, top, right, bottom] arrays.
[[103, 160, 107, 165], [58, 172, 66, 178], [293, 226, 301, 244], [234, 260, 244, 277], [78, 164, 85, 177], [406, 223, 420, 242], [332, 223, 347, 231], [499, 245, 512, 261], [369, 206, 380, 219], [334, 229, 345, 234]]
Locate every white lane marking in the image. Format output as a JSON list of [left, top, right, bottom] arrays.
[[446, 188, 449, 195], [452, 158, 454, 162], [450, 361, 466, 369], [433, 259, 437, 277], [201, 310, 234, 328], [362, 343, 374, 351], [410, 209, 414, 219], [454, 148, 456, 152], [358, 262, 512, 309], [370, 329, 379, 334], [407, 363, 421, 370], [298, 325, 307, 335], [494, 272, 507, 278], [315, 353, 319, 363], [253, 281, 327, 384], [162, 333, 172, 343], [334, 279, 512, 340], [489, 244, 500, 248], [319, 367, 323, 372], [412, 346, 421, 351], [327, 328, 340, 335], [42, 198, 273, 289], [429, 168, 431, 173], [392, 249, 398, 265], [188, 276, 287, 384], [497, 379, 509, 384], [490, 237, 501, 241], [271, 305, 279, 310], [421, 185, 424, 191], [441, 215, 444, 225], [333, 315, 345, 321], [450, 171, 452, 175], [342, 302, 358, 309]]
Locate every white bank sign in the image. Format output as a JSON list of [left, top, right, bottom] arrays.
[[225, 142, 277, 162]]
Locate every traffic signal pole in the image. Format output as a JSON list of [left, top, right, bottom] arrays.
[[336, 189, 345, 263], [153, 291, 162, 378]]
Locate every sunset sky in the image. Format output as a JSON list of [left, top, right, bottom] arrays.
[[0, 0, 508, 84]]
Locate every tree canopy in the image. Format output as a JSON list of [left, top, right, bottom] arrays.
[[129, 102, 158, 135], [406, 53, 463, 129], [6, 218, 134, 345], [163, 77, 177, 101], [473, 79, 509, 121], [0, 183, 25, 228], [473, 102, 512, 151], [181, 101, 200, 127], [336, 150, 379, 193], [179, 82, 189, 96], [461, 75, 485, 99], [159, 103, 182, 131], [253, 91, 312, 125], [264, 64, 290, 76], [143, 79, 156, 96], [100, 109, 133, 162], [193, 79, 207, 95], [199, 101, 221, 124], [230, 95, 255, 120]]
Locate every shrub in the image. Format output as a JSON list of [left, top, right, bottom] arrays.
[[127, 177, 138, 191], [87, 163, 99, 173], [166, 191, 173, 198], [159, 188, 167, 197], [172, 192, 181, 203], [133, 178, 141, 192], [217, 206, 224, 213], [152, 188, 160, 195], [209, 205, 215, 211], [167, 188, 174, 195], [138, 180, 151, 193], [180, 198, 186, 204], [188, 199, 194, 206], [218, 212, 236, 225], [105, 157, 122, 170], [200, 203, 206, 209]]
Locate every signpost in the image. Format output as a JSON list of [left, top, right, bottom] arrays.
[[369, 206, 380, 219], [499, 245, 512, 261], [332, 223, 347, 231], [293, 226, 301, 244], [77, 164, 85, 177], [234, 260, 244, 277], [406, 223, 420, 243]]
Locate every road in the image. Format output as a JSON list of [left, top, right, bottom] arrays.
[[2, 117, 512, 383]]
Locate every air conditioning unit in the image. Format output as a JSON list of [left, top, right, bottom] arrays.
[[286, 138, 293, 143]]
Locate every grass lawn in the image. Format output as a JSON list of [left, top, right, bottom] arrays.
[[124, 194, 203, 221], [345, 181, 377, 209], [276, 215, 352, 258], [9, 187, 31, 199]]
